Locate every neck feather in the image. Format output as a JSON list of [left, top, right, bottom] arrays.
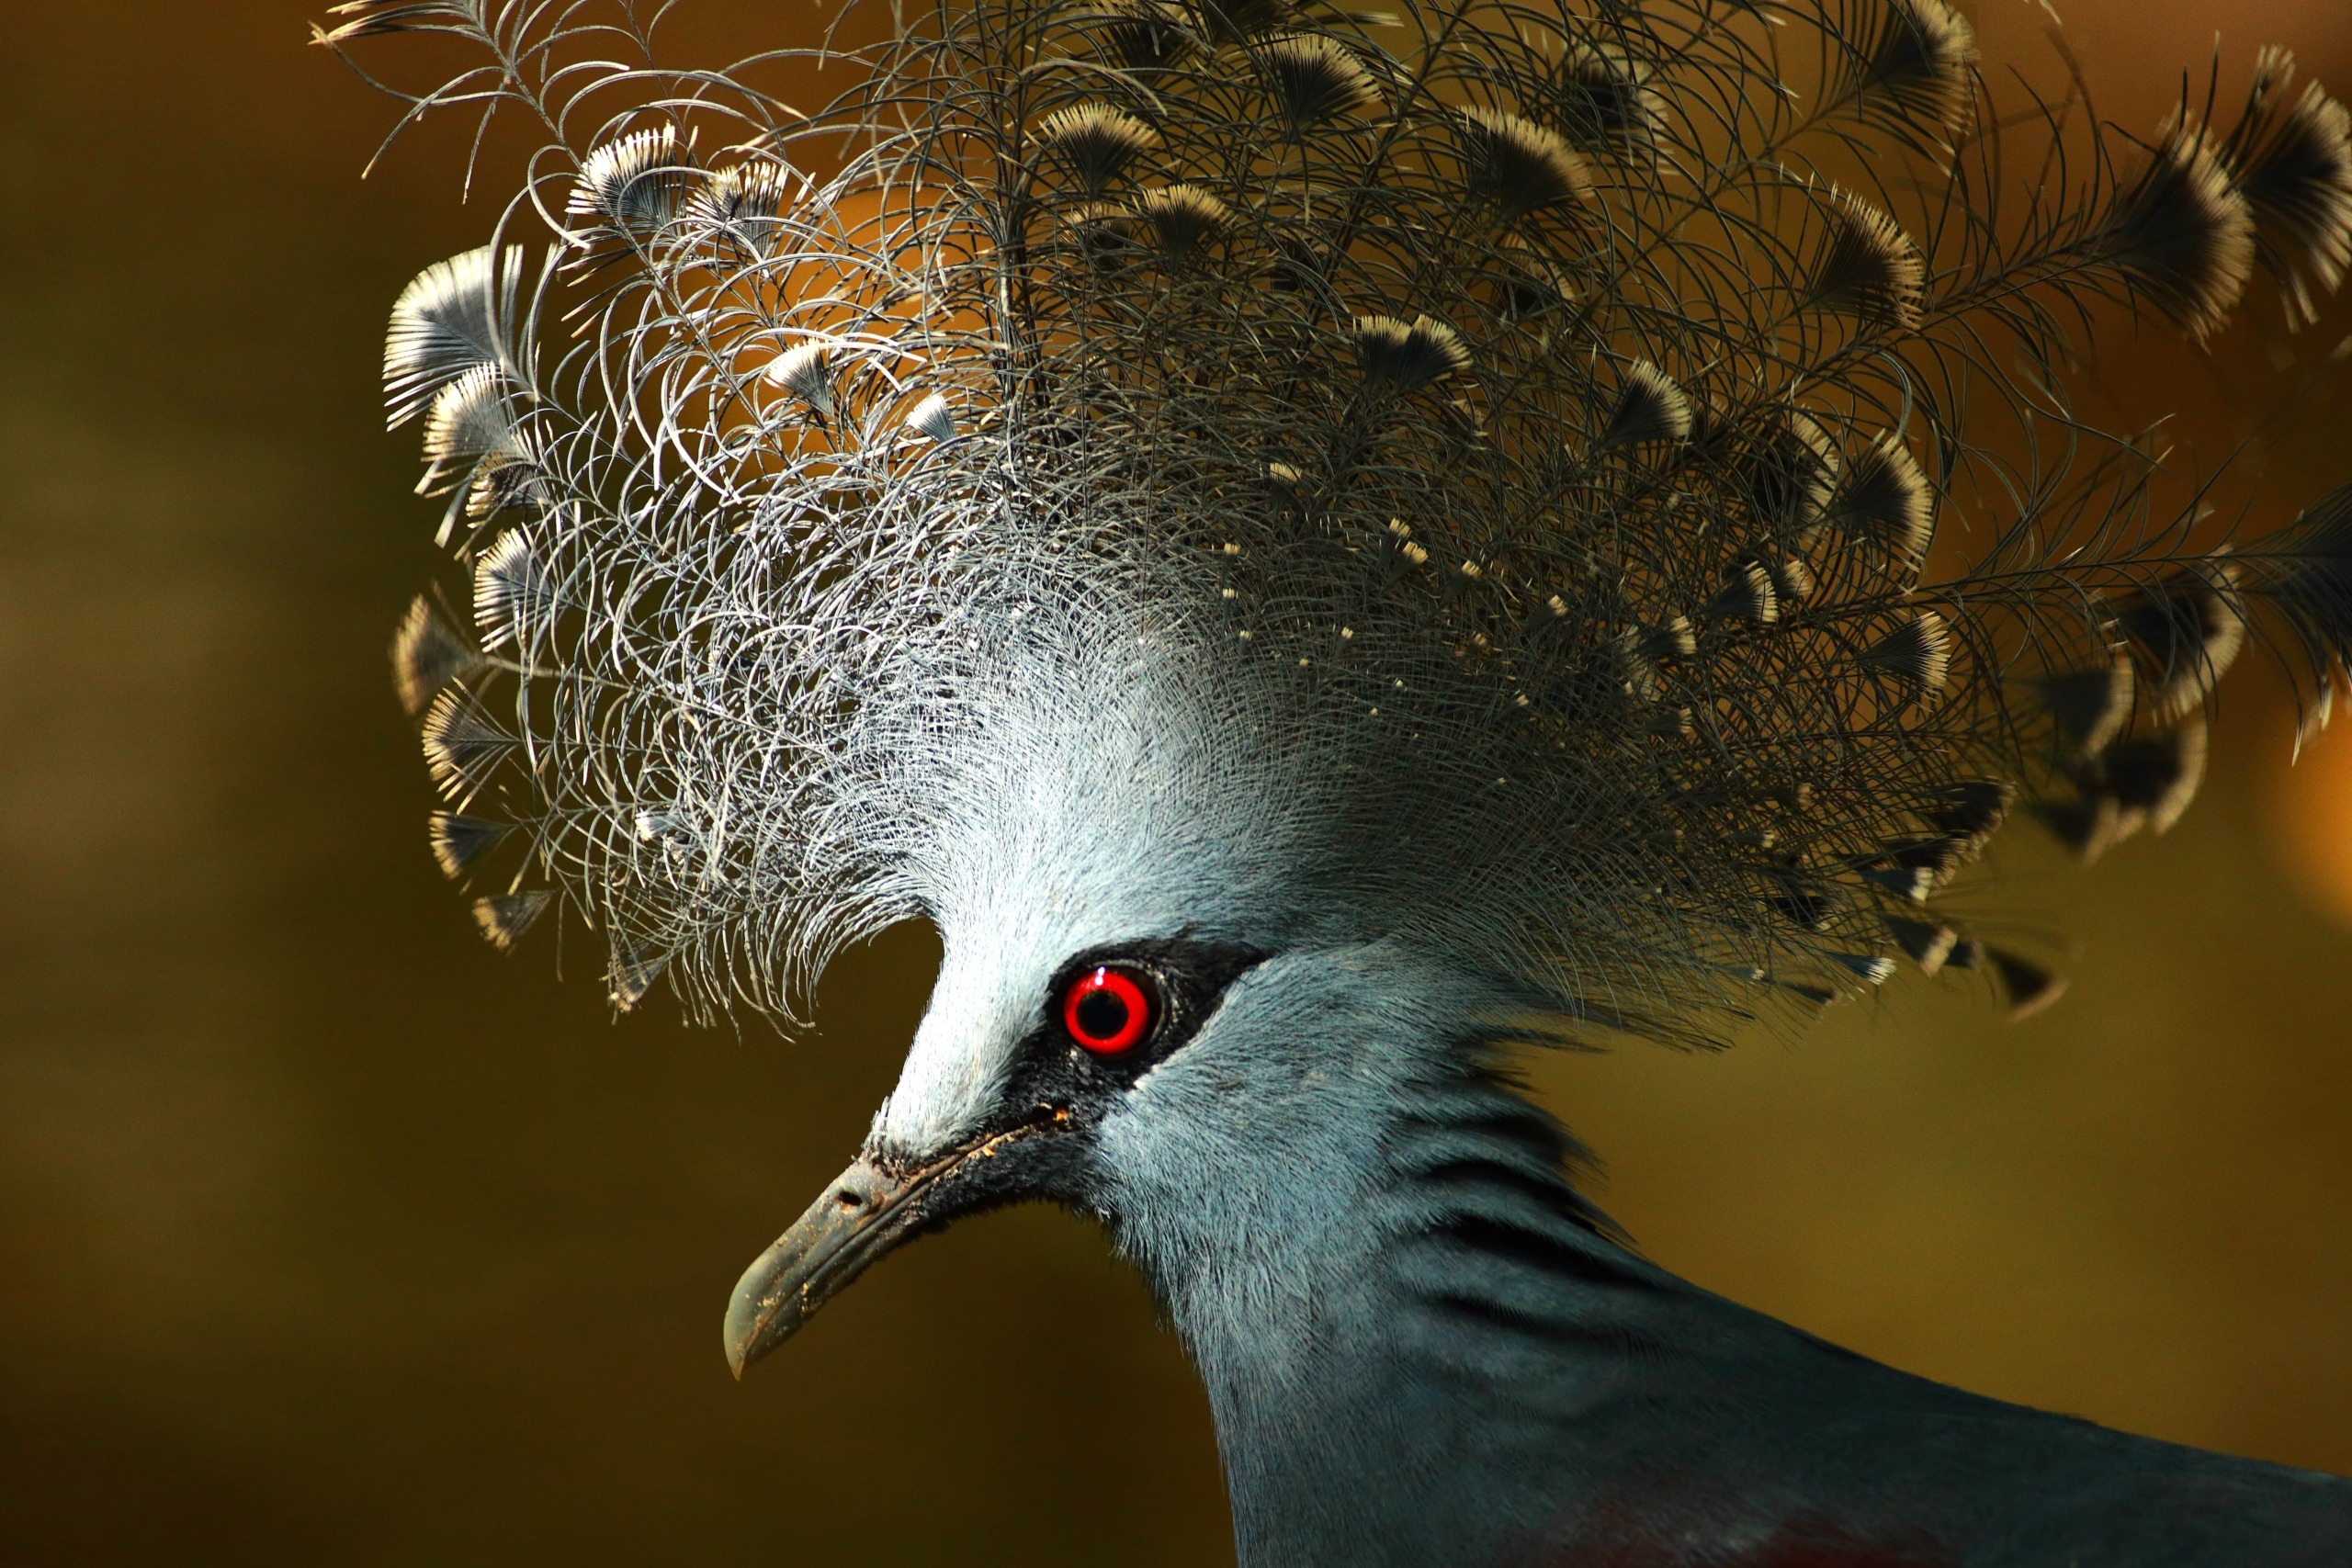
[[1125, 1057, 1722, 1567]]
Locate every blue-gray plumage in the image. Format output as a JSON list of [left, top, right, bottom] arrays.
[[332, 0, 2352, 1560]]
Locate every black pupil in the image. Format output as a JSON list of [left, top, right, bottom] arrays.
[[1075, 985, 1132, 1042]]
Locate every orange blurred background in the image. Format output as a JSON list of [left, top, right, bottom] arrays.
[[1, 3, 2349, 1562]]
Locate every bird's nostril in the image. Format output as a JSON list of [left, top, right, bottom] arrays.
[[835, 1188, 864, 1211]]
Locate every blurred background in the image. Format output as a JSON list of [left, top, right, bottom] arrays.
[[4, 1, 2351, 1562]]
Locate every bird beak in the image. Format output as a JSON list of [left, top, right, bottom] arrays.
[[721, 1123, 1046, 1378]]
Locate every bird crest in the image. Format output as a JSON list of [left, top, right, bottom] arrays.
[[334, 0, 2352, 1043]]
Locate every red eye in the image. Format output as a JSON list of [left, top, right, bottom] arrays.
[[1062, 965, 1153, 1055]]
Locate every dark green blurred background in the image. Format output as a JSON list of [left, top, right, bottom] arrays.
[[3, 2, 2350, 1562]]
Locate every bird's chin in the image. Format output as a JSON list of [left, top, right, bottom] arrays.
[[721, 1111, 1072, 1378]]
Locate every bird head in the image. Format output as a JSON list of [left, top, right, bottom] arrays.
[[722, 637, 1527, 1376]]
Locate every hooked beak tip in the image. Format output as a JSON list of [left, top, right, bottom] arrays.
[[721, 1265, 799, 1381]]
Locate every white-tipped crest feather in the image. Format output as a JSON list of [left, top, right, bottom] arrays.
[[384, 246, 520, 429], [568, 124, 698, 241]]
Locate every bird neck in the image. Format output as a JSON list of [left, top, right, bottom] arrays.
[[1120, 1058, 1683, 1567], [1118, 1055, 1908, 1568]]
